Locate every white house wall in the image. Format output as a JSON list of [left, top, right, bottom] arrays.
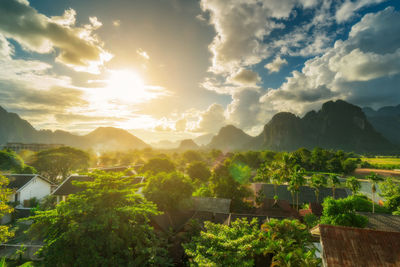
[[19, 177, 51, 203]]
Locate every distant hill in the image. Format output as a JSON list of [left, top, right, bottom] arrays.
[[194, 133, 214, 146], [207, 125, 253, 151], [208, 100, 396, 153], [83, 127, 148, 150], [363, 105, 400, 145], [0, 106, 148, 151], [150, 140, 180, 149], [249, 100, 395, 153], [178, 139, 199, 150]]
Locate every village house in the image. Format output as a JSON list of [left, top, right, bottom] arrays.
[[311, 224, 400, 266], [2, 174, 54, 224], [5, 174, 53, 207]]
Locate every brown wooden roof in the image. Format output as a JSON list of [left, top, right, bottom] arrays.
[[319, 224, 400, 267]]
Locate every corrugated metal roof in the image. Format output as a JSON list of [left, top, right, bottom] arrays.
[[255, 183, 350, 204], [358, 212, 400, 232], [319, 224, 400, 267]]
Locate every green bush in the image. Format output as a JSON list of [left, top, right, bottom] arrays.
[[303, 213, 319, 228], [320, 196, 369, 228]]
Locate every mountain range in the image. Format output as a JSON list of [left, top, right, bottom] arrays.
[[1, 100, 399, 153], [0, 106, 148, 151]]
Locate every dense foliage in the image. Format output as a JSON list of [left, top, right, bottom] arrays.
[[25, 172, 171, 266], [141, 158, 176, 174], [379, 177, 400, 213], [186, 161, 211, 183], [143, 172, 194, 211], [320, 196, 369, 228], [31, 146, 89, 182], [184, 218, 320, 266], [0, 175, 14, 243], [209, 159, 252, 211], [0, 150, 36, 174]]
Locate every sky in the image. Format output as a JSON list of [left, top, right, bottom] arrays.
[[0, 0, 400, 143]]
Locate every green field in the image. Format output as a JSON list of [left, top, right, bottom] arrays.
[[361, 157, 400, 169], [362, 157, 400, 165]]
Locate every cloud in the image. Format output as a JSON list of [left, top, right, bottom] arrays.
[[200, 0, 291, 74], [175, 118, 187, 132], [112, 20, 121, 27], [264, 56, 288, 73], [195, 103, 226, 133], [0, 0, 112, 73], [230, 69, 261, 86], [222, 6, 400, 131], [260, 6, 400, 114], [335, 0, 386, 23], [227, 89, 264, 129]]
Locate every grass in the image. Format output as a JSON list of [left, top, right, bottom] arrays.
[[359, 157, 400, 170], [362, 157, 400, 165]]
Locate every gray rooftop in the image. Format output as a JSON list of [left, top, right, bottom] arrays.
[[255, 183, 351, 204]]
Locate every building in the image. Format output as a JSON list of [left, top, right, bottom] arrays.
[[357, 212, 400, 232], [252, 183, 351, 205], [52, 175, 145, 204], [192, 197, 231, 213], [312, 224, 400, 267], [5, 174, 53, 207], [2, 174, 54, 224], [1, 142, 64, 153]]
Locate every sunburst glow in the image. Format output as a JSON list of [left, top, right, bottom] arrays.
[[105, 69, 147, 102]]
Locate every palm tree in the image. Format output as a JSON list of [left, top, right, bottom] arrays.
[[366, 172, 384, 213], [345, 176, 361, 195], [328, 174, 341, 199], [310, 174, 327, 203], [289, 165, 306, 210], [275, 152, 293, 183]]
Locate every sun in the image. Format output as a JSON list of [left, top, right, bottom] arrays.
[[105, 69, 147, 102]]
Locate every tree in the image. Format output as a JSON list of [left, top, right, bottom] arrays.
[[182, 150, 203, 163], [342, 158, 358, 174], [186, 161, 211, 183], [328, 174, 341, 199], [141, 158, 175, 174], [0, 175, 14, 243], [0, 150, 36, 174], [346, 176, 361, 195], [31, 147, 89, 183], [289, 166, 306, 210], [209, 160, 252, 211], [276, 153, 293, 183], [184, 218, 320, 267], [25, 172, 171, 266], [310, 174, 327, 203], [260, 219, 320, 266], [379, 177, 400, 212], [320, 196, 368, 228], [366, 172, 384, 213], [143, 172, 194, 212]]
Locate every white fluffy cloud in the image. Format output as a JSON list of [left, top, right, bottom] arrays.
[[195, 103, 227, 133], [200, 0, 295, 74], [221, 6, 400, 132], [261, 7, 400, 114], [265, 56, 288, 73], [0, 0, 112, 73], [335, 0, 386, 23]]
